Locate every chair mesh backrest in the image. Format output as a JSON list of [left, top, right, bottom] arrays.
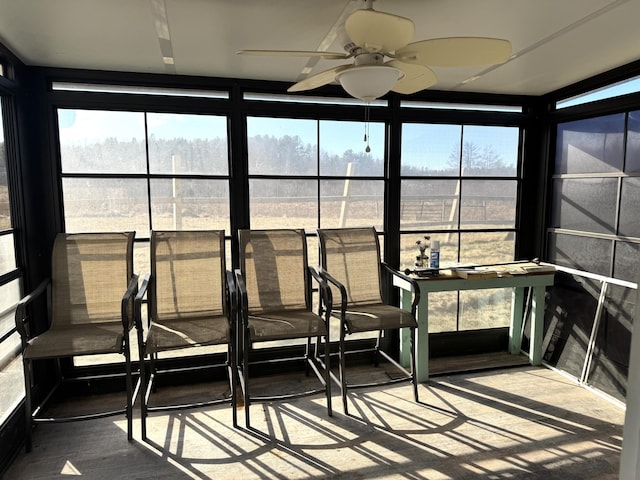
[[318, 227, 383, 305], [51, 232, 134, 326], [238, 229, 309, 313], [151, 230, 226, 321]]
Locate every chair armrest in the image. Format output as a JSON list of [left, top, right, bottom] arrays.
[[308, 266, 333, 317], [121, 274, 139, 332], [134, 274, 150, 333], [233, 269, 249, 327], [225, 270, 236, 322], [317, 267, 347, 316], [382, 262, 421, 316], [15, 278, 50, 342]]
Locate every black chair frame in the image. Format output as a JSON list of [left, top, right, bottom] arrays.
[[16, 274, 139, 452], [135, 267, 238, 440]]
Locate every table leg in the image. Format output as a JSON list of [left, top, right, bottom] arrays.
[[399, 288, 429, 382], [529, 285, 545, 365], [509, 286, 525, 354]]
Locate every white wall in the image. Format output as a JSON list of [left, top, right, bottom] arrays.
[[620, 271, 640, 479]]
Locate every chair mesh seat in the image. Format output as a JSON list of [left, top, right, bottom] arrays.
[[336, 303, 418, 334], [237, 228, 332, 425], [248, 309, 327, 342], [25, 322, 125, 359], [318, 226, 420, 414], [137, 230, 237, 437], [16, 231, 138, 451], [146, 316, 230, 354]]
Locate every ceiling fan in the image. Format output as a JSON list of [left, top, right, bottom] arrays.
[[237, 0, 512, 102]]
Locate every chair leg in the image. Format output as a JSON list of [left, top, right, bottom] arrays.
[[324, 335, 332, 417], [150, 353, 159, 393], [374, 330, 383, 367], [339, 329, 348, 415], [23, 357, 33, 453], [410, 326, 419, 402], [139, 350, 148, 441], [124, 346, 133, 442], [304, 338, 311, 376], [143, 350, 159, 441], [228, 343, 238, 428], [243, 330, 251, 428]]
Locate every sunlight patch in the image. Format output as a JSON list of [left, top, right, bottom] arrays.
[[60, 460, 82, 475]]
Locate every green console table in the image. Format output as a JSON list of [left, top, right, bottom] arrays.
[[393, 267, 556, 382]]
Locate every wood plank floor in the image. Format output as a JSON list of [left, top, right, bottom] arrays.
[[4, 365, 624, 479]]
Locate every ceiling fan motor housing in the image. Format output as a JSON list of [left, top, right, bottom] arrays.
[[354, 52, 385, 66]]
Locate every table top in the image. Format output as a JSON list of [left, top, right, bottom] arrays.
[[395, 262, 556, 292]]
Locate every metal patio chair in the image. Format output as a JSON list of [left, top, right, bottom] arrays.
[[16, 232, 139, 452], [135, 230, 236, 440], [317, 226, 420, 414], [235, 228, 332, 428]]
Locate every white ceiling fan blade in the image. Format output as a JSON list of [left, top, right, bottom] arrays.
[[396, 38, 512, 67], [387, 61, 437, 95], [287, 65, 351, 92], [345, 9, 415, 53], [237, 49, 349, 60]]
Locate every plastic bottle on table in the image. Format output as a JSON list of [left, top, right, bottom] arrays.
[[429, 240, 440, 270]]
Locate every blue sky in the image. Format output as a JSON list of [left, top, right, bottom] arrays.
[[557, 76, 640, 109], [247, 116, 386, 157], [59, 109, 519, 170]]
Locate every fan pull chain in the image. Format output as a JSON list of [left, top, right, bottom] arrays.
[[364, 103, 371, 153]]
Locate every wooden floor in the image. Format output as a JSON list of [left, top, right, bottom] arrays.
[[4, 364, 624, 479]]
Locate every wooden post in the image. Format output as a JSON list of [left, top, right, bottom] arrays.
[[338, 162, 354, 227], [172, 154, 182, 230], [446, 168, 462, 243]]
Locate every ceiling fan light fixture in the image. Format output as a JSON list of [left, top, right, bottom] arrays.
[[337, 65, 402, 102]]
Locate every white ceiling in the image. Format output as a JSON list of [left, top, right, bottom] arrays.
[[0, 0, 638, 97]]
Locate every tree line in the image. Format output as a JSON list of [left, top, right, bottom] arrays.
[[59, 134, 514, 179]]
